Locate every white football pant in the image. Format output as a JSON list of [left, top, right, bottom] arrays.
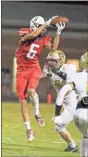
[[55, 90, 77, 132]]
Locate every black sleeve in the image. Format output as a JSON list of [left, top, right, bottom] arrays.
[[52, 68, 67, 80], [57, 71, 67, 80], [55, 105, 62, 116]]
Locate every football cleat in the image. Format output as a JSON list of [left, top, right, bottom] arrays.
[[26, 129, 35, 142], [64, 145, 79, 152], [35, 114, 45, 127]]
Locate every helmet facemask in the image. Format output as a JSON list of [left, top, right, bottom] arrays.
[[46, 58, 59, 69]]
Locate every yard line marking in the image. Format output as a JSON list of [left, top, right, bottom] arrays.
[[2, 137, 80, 144], [2, 152, 34, 157], [2, 152, 80, 157]]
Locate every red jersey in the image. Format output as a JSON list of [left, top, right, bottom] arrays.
[[15, 28, 51, 69]]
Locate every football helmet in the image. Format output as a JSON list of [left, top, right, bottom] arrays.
[[79, 52, 88, 71], [30, 16, 45, 31], [46, 50, 66, 69]]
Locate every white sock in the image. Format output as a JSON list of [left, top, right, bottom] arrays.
[[24, 121, 31, 131], [30, 93, 40, 116], [68, 140, 76, 148]]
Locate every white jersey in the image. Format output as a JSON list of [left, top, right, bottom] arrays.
[[43, 63, 76, 93], [67, 71, 88, 102], [43, 64, 77, 131]]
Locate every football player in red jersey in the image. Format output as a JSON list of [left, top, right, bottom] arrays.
[[15, 15, 65, 142]]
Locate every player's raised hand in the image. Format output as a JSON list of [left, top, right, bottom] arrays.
[[52, 116, 59, 124], [56, 22, 65, 35]]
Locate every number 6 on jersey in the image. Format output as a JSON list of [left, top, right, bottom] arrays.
[[27, 43, 40, 59]]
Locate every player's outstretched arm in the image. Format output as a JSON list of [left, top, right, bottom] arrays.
[[21, 17, 55, 42], [51, 23, 65, 52], [56, 83, 74, 106], [21, 24, 48, 41]]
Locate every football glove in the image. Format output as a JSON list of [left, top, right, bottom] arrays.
[[52, 115, 63, 124], [56, 22, 65, 35], [46, 16, 58, 26]]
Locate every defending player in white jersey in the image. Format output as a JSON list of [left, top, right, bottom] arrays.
[[42, 50, 78, 152], [53, 52, 88, 157]]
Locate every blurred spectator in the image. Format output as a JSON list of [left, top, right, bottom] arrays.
[[1, 67, 6, 93], [2, 67, 12, 96]]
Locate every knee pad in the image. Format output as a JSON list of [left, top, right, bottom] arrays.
[[54, 116, 66, 132], [55, 124, 66, 132]]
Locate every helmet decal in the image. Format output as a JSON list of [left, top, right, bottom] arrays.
[[30, 16, 45, 31]]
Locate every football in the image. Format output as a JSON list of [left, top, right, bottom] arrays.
[[51, 16, 69, 25]]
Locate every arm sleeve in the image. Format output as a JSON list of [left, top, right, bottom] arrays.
[[56, 84, 73, 106], [52, 68, 67, 80]]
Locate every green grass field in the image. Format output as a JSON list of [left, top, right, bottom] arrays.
[[2, 102, 82, 157]]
